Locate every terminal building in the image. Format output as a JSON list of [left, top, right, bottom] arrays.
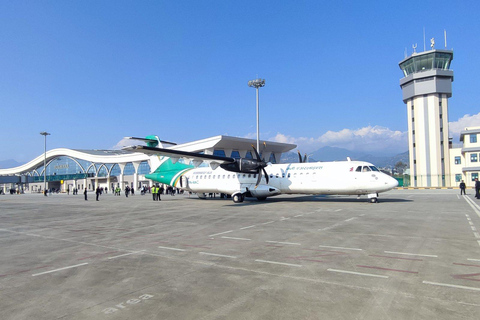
[[0, 135, 296, 194], [450, 127, 480, 187]]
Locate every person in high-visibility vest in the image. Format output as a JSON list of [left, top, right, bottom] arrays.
[[152, 184, 157, 201], [157, 185, 162, 201]]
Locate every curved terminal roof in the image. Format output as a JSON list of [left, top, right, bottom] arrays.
[[0, 135, 297, 176], [0, 148, 149, 176]]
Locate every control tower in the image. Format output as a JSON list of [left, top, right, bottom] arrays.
[[399, 48, 454, 187]]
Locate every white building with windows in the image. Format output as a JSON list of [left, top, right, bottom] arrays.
[[450, 127, 480, 187]]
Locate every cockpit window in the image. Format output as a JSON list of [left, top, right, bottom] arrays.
[[362, 166, 371, 172], [369, 166, 379, 172], [355, 166, 362, 172]]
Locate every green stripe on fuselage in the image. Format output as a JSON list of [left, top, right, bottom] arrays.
[[145, 158, 193, 186]]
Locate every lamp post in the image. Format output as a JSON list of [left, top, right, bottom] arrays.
[[40, 131, 50, 195], [248, 78, 265, 152]]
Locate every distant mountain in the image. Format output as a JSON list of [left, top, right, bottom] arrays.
[[0, 159, 22, 169], [280, 147, 408, 169]]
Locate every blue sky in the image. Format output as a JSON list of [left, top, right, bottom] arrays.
[[1, 0, 480, 163]]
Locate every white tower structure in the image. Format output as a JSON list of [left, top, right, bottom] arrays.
[[399, 48, 454, 187]]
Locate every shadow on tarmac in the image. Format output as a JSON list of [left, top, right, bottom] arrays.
[[185, 194, 412, 206]]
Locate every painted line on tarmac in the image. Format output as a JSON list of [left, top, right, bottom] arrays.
[[222, 236, 251, 241], [423, 281, 480, 292], [468, 258, 480, 262], [464, 196, 480, 218], [107, 250, 146, 260], [384, 251, 437, 258], [199, 252, 237, 259], [266, 241, 301, 246], [327, 268, 388, 279], [157, 246, 186, 252], [240, 225, 256, 230], [32, 263, 89, 276], [209, 230, 234, 237], [261, 221, 275, 225], [255, 259, 302, 268], [357, 265, 418, 274], [369, 254, 423, 261], [319, 245, 363, 251]]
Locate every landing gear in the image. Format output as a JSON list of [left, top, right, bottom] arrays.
[[368, 193, 379, 203], [232, 193, 244, 203]]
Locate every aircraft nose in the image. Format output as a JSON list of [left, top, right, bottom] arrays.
[[387, 176, 399, 189]]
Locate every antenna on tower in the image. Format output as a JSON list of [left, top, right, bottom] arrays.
[[423, 27, 426, 51], [404, 47, 407, 58], [444, 29, 447, 48]]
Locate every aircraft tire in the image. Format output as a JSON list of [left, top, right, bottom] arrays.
[[256, 196, 267, 201], [233, 193, 244, 203], [370, 198, 378, 203]]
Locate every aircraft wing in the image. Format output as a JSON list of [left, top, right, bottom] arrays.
[[123, 145, 236, 165]]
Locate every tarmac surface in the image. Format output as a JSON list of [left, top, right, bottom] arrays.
[[1, 189, 480, 319]]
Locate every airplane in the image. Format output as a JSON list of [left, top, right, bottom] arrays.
[[123, 136, 398, 203]]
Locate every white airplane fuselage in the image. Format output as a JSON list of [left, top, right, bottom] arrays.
[[177, 160, 398, 201]]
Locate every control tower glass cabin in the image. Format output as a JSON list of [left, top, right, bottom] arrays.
[[398, 49, 454, 187]]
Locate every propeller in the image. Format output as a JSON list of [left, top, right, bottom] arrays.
[[251, 144, 269, 187], [297, 151, 307, 163]]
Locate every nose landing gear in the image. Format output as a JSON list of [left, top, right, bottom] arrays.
[[368, 193, 379, 203]]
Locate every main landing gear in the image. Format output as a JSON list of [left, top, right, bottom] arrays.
[[232, 193, 244, 203]]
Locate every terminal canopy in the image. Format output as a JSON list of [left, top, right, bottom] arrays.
[[399, 50, 453, 77]]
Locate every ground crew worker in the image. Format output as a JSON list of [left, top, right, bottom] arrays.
[[152, 184, 157, 201]]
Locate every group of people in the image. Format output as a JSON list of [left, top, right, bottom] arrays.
[[459, 178, 480, 198], [151, 184, 164, 201]]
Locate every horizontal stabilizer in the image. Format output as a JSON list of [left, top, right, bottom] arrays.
[[125, 137, 177, 146]]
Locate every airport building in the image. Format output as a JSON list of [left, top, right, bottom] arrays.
[[449, 127, 480, 187], [0, 135, 296, 194], [399, 44, 480, 188], [399, 47, 454, 187]]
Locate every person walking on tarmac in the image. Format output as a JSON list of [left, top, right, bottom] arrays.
[[475, 178, 480, 199], [460, 180, 466, 195], [157, 185, 162, 201], [96, 186, 101, 201], [152, 184, 157, 201], [84, 188, 88, 201]]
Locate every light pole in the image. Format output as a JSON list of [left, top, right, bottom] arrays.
[[248, 78, 265, 153], [40, 131, 50, 195]]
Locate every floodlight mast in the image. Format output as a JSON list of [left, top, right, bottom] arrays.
[[40, 131, 50, 196], [247, 79, 265, 153]]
